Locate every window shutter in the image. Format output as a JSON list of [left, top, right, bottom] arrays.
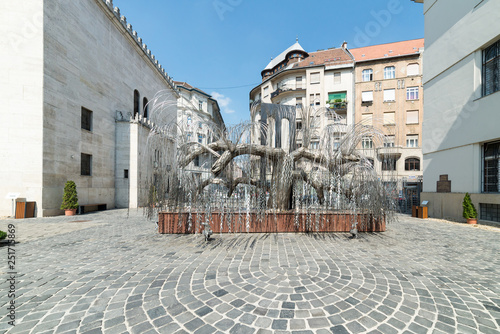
[[383, 89, 395, 101], [362, 91, 373, 102], [362, 114, 373, 126], [310, 72, 320, 83], [406, 110, 419, 124], [384, 112, 395, 125]]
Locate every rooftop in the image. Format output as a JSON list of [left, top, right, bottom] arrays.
[[293, 47, 354, 68], [264, 41, 306, 70], [349, 38, 424, 62]]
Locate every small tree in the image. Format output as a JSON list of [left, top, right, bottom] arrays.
[[61, 181, 79, 210], [462, 192, 477, 219]]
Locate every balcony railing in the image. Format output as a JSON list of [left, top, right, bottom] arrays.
[[327, 100, 348, 112], [271, 83, 305, 99]]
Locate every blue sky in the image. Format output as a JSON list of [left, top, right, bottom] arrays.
[[113, 0, 424, 125]]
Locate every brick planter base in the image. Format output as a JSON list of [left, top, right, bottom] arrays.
[[158, 211, 385, 234]]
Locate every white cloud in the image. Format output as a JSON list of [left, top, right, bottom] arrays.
[[211, 91, 235, 114]]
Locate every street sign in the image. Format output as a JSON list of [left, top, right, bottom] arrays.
[[5, 193, 20, 199]]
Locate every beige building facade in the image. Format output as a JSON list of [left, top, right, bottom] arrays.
[[350, 39, 425, 202]]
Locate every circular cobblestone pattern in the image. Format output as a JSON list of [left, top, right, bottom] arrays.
[[0, 209, 499, 333]]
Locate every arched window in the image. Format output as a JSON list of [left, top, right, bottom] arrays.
[[362, 69, 373, 82], [405, 158, 420, 171], [143, 97, 149, 118], [133, 90, 140, 118]]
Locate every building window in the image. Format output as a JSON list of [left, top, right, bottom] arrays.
[[199, 100, 203, 110], [310, 72, 320, 84], [362, 136, 373, 149], [296, 121, 302, 130], [384, 66, 395, 79], [406, 110, 419, 124], [362, 114, 373, 126], [315, 93, 320, 106], [186, 132, 192, 141], [296, 97, 303, 109], [382, 158, 396, 171], [310, 141, 319, 150], [405, 158, 420, 171], [407, 86, 419, 100], [81, 153, 92, 176], [263, 86, 269, 98], [334, 72, 341, 84], [133, 90, 140, 118], [124, 169, 129, 179], [296, 76, 303, 89], [198, 133, 203, 143], [384, 112, 395, 125], [407, 63, 419, 76], [333, 137, 341, 150], [480, 203, 500, 222], [143, 97, 149, 118], [361, 91, 373, 102], [483, 40, 500, 96], [483, 141, 500, 192], [194, 156, 200, 167], [198, 122, 203, 129], [81, 107, 92, 131], [384, 135, 395, 147], [383, 89, 396, 102], [362, 69, 373, 82], [367, 158, 374, 168], [187, 116, 192, 126], [406, 135, 419, 147], [310, 116, 320, 128]]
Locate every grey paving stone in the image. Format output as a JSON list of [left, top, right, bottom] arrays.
[[229, 323, 255, 334], [271, 319, 287, 330], [329, 325, 350, 334], [3, 211, 500, 334]]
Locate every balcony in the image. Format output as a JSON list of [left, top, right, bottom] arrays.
[[377, 145, 403, 158], [327, 100, 347, 112], [271, 83, 305, 99]]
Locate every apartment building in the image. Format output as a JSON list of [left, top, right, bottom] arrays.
[[249, 40, 355, 152], [175, 82, 224, 183], [350, 39, 424, 204]]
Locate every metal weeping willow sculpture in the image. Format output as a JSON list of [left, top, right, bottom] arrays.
[[144, 92, 397, 234]]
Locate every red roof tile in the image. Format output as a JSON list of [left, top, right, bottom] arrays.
[[295, 48, 354, 68], [349, 38, 424, 62]]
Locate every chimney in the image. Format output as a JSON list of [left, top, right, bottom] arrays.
[[341, 41, 348, 49]]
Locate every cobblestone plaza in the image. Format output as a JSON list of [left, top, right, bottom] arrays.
[[1, 210, 499, 333]]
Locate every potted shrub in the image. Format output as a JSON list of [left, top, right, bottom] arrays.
[[462, 192, 477, 224], [61, 181, 79, 216]]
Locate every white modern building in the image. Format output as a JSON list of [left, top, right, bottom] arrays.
[[0, 0, 179, 217], [413, 0, 500, 223]]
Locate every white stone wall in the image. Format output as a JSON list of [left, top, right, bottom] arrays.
[[0, 0, 44, 217], [40, 0, 178, 216], [422, 0, 500, 194], [0, 0, 178, 216]]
